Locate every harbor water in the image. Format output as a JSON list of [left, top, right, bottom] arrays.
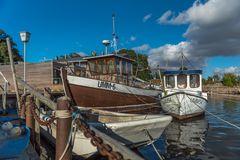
[[139, 95, 240, 160]]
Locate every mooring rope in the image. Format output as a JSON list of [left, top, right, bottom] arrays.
[[58, 112, 79, 160], [54, 110, 72, 119], [144, 129, 164, 160], [186, 95, 240, 130]]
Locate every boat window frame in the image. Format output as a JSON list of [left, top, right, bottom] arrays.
[[165, 75, 175, 88], [190, 74, 200, 88], [177, 74, 187, 89]]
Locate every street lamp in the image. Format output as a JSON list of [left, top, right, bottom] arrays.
[[20, 31, 31, 94]]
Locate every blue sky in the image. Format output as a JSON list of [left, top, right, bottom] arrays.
[[1, 0, 240, 78]]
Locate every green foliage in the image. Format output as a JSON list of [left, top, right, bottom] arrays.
[[118, 49, 151, 81], [213, 74, 221, 82], [0, 29, 22, 64], [222, 73, 238, 87], [203, 76, 215, 85]]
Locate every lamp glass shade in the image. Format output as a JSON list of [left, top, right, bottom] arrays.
[[20, 31, 31, 42]]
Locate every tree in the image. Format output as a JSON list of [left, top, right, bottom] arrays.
[[0, 29, 22, 64], [222, 73, 237, 87], [118, 49, 151, 81], [213, 74, 221, 83]]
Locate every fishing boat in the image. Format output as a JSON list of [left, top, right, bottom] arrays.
[[60, 15, 162, 114], [160, 69, 208, 119], [41, 107, 172, 157]]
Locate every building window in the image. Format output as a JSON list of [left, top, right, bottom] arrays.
[[166, 75, 175, 88], [177, 74, 187, 89], [190, 74, 200, 88]]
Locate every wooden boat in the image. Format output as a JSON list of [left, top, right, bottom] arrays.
[[61, 54, 162, 114], [41, 107, 172, 157], [160, 70, 208, 119]]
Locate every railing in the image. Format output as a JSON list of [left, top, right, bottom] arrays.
[[4, 36, 143, 159], [0, 71, 8, 113]]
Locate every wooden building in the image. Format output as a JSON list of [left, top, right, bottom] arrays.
[[0, 61, 64, 92]]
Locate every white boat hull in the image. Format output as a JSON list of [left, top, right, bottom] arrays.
[[160, 92, 208, 119], [41, 111, 172, 157]]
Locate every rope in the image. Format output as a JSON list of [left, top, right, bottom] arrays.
[[144, 129, 164, 160], [58, 112, 79, 160], [186, 95, 240, 130], [54, 110, 72, 119]]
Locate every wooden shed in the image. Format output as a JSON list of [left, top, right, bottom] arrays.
[[0, 61, 64, 92]]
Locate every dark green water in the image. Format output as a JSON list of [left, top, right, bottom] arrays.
[[139, 96, 240, 160]]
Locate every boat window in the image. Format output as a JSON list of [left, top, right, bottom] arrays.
[[89, 61, 97, 74], [177, 74, 187, 89], [190, 74, 200, 88], [116, 59, 120, 74], [102, 60, 107, 74], [122, 61, 127, 74], [108, 59, 115, 74], [166, 75, 175, 88], [97, 60, 104, 74], [127, 63, 132, 75]]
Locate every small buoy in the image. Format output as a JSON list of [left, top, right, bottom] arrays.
[[10, 127, 22, 137], [1, 122, 13, 131]]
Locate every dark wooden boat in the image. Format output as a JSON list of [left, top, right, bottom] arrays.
[[61, 54, 162, 113]]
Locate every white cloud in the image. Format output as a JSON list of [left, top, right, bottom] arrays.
[[130, 36, 136, 41], [143, 13, 152, 22], [214, 67, 240, 75], [132, 44, 150, 52], [76, 52, 86, 56], [150, 0, 240, 68]]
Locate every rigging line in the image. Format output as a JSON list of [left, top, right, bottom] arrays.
[[183, 54, 195, 69], [186, 95, 240, 130], [144, 129, 164, 160]]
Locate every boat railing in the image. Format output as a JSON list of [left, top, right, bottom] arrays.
[[0, 71, 8, 112], [69, 66, 158, 90]]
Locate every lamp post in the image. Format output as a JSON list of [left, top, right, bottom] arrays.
[[20, 31, 31, 94]]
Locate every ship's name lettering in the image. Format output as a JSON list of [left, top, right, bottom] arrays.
[[162, 97, 172, 103], [190, 97, 203, 104], [98, 81, 116, 90]]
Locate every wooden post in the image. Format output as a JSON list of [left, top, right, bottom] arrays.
[[35, 98, 41, 155], [6, 37, 21, 112], [55, 97, 72, 160], [25, 95, 35, 146]]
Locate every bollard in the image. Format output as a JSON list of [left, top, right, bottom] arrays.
[[25, 95, 35, 146], [55, 96, 72, 160]]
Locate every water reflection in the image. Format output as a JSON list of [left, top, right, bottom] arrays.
[[163, 117, 209, 159]]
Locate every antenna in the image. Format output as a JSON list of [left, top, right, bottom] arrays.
[[112, 14, 118, 53]]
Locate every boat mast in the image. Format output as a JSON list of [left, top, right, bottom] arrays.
[[112, 14, 118, 53]]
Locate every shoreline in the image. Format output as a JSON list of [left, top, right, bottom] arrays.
[[208, 93, 240, 99]]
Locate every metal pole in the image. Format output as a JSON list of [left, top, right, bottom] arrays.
[[24, 42, 26, 94]]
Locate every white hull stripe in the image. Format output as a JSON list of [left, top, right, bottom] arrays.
[[67, 75, 161, 97]]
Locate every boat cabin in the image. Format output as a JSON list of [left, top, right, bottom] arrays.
[[163, 70, 203, 92], [72, 54, 135, 85]]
